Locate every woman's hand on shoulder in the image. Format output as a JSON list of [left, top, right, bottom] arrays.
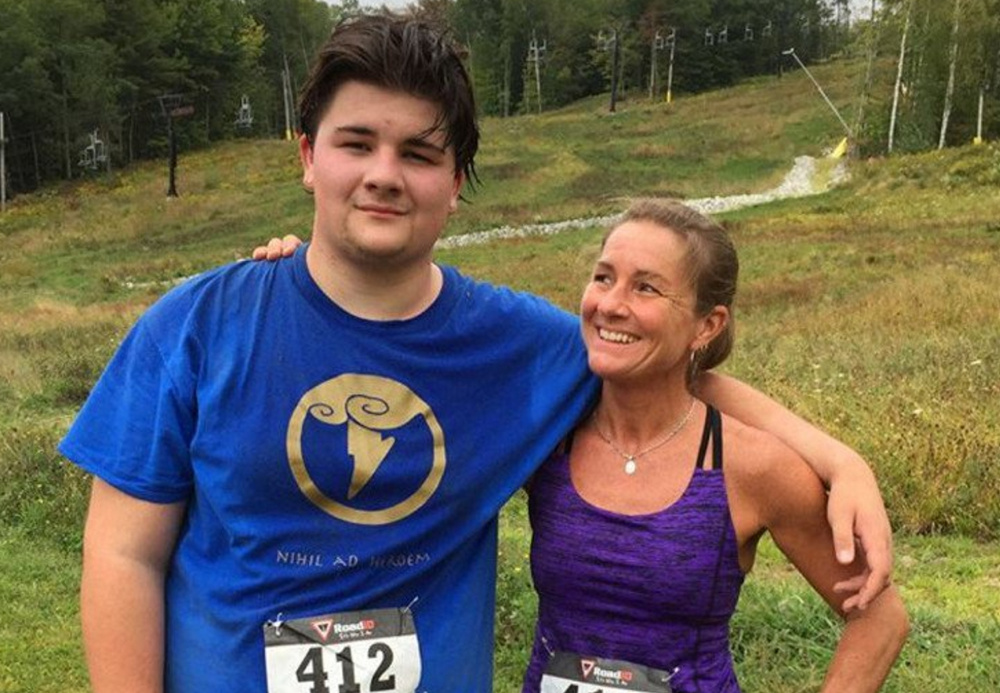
[[251, 234, 304, 261]]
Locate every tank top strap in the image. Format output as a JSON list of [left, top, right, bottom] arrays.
[[695, 405, 724, 471]]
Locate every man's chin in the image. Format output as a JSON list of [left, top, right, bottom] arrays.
[[348, 242, 433, 271]]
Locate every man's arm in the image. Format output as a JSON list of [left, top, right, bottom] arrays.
[[735, 429, 908, 691], [696, 371, 892, 610], [81, 478, 186, 693]]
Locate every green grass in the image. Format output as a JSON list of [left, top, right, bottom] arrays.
[[1, 55, 999, 691], [2, 514, 996, 693], [0, 527, 88, 693]]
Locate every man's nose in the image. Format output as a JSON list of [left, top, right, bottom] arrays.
[[363, 148, 404, 194]]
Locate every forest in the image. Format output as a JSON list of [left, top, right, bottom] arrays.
[[0, 0, 997, 196]]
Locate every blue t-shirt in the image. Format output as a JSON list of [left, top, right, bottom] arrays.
[[60, 245, 598, 693]]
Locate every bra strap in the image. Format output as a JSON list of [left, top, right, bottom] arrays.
[[710, 407, 723, 471], [695, 405, 713, 469], [695, 405, 723, 471]]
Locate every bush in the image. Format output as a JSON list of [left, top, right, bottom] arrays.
[[0, 425, 90, 551], [8, 321, 125, 410]]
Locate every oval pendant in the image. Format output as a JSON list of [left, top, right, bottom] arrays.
[[624, 458, 637, 475]]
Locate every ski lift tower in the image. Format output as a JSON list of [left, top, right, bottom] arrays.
[[526, 34, 546, 114], [1, 111, 7, 213], [650, 31, 666, 100], [158, 94, 195, 197], [598, 28, 623, 113], [664, 28, 677, 104]]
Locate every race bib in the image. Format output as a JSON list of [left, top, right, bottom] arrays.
[[264, 607, 421, 693], [541, 651, 675, 693]]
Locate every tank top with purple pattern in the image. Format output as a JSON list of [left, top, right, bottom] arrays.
[[523, 407, 745, 693]]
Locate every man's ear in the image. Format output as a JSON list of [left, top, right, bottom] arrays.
[[449, 171, 465, 213], [299, 135, 315, 191]]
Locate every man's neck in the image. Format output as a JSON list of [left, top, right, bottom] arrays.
[[305, 242, 443, 321]]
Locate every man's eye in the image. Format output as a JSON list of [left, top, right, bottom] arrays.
[[342, 141, 369, 151], [405, 151, 433, 163]]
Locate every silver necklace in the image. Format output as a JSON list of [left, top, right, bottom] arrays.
[[593, 399, 696, 475]]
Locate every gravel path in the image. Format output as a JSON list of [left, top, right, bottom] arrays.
[[437, 155, 843, 249], [121, 156, 840, 289]]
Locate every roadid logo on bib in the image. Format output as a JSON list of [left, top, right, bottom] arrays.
[[541, 652, 675, 693], [286, 374, 445, 525]]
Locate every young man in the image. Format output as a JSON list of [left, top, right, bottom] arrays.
[[62, 14, 891, 693]]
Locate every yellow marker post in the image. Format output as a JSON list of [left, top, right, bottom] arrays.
[[830, 137, 848, 159]]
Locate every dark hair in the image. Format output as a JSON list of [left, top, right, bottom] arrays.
[[298, 13, 479, 186], [612, 199, 739, 382]]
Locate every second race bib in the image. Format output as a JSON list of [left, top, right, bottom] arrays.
[[541, 651, 675, 693]]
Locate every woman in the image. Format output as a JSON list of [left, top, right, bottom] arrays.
[[523, 199, 907, 693]]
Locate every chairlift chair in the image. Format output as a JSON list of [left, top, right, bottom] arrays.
[[237, 94, 254, 129]]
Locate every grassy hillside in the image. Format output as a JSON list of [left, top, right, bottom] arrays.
[[1, 56, 999, 692], [0, 59, 865, 313]]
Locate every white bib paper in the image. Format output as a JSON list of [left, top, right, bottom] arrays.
[[264, 607, 420, 693], [540, 651, 675, 693]]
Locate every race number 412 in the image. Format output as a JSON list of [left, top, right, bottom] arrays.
[[264, 608, 421, 693]]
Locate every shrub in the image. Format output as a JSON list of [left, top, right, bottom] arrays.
[[0, 424, 90, 551]]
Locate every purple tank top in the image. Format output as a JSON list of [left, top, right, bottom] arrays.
[[523, 407, 745, 693]]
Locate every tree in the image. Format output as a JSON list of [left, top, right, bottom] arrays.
[[100, 0, 181, 163], [870, 0, 1000, 153], [26, 0, 119, 180], [246, 0, 334, 136], [887, 0, 914, 152], [0, 0, 55, 188], [939, 0, 962, 148]]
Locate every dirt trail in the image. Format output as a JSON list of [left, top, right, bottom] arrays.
[[437, 156, 844, 249]]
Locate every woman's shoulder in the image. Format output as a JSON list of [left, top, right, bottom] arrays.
[[717, 409, 828, 531], [715, 411, 826, 553]]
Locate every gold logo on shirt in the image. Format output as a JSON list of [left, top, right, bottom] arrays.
[[286, 374, 445, 525]]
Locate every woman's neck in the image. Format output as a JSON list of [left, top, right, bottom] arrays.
[[596, 374, 695, 449]]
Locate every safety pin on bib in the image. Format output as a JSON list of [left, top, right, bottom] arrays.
[[266, 612, 284, 637]]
